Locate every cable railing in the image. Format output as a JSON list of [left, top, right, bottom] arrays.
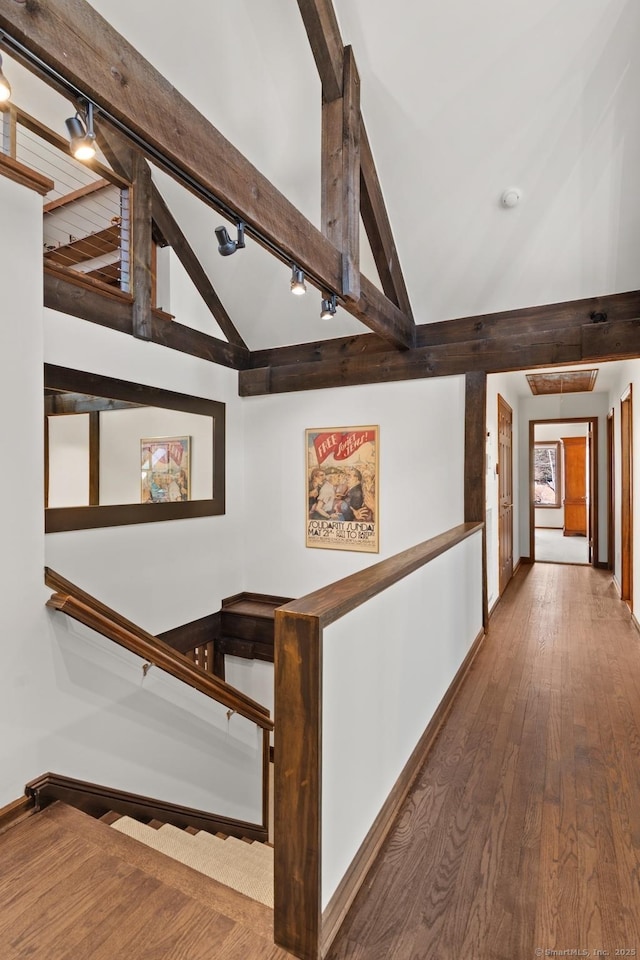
[[1, 103, 130, 291]]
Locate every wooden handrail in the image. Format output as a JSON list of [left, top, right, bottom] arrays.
[[47, 592, 272, 730], [46, 566, 152, 639], [45, 570, 272, 732], [277, 521, 483, 628], [274, 521, 484, 958]]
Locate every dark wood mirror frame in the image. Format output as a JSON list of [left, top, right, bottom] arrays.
[[44, 364, 225, 533]]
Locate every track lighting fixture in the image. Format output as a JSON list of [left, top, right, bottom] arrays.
[[215, 221, 245, 256], [290, 265, 307, 296], [320, 293, 337, 319], [0, 53, 11, 103], [65, 101, 96, 161]]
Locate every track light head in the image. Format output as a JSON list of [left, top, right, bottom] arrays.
[[216, 221, 245, 256], [0, 54, 11, 103], [320, 293, 337, 319], [290, 265, 307, 296], [65, 101, 96, 161]]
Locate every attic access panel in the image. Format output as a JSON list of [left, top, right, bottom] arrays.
[[526, 369, 598, 396]]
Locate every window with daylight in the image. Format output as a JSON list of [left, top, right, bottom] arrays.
[[534, 441, 561, 507]]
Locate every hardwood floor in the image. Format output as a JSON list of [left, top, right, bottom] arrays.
[[3, 563, 639, 959], [327, 563, 640, 960], [0, 802, 294, 960]]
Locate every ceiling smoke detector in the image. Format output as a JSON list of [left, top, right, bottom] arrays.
[[501, 187, 522, 208]]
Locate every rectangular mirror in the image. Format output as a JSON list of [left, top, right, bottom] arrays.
[[45, 364, 225, 532]]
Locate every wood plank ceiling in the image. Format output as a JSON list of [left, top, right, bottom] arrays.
[[0, 0, 639, 393]]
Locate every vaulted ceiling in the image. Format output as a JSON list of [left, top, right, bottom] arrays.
[[2, 0, 639, 381]]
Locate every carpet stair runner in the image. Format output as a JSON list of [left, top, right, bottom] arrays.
[[107, 815, 274, 908]]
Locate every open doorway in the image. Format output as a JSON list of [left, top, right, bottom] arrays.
[[529, 417, 598, 566]]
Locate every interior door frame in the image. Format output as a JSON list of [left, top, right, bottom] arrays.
[[607, 408, 615, 572], [498, 394, 514, 595], [529, 416, 599, 566], [620, 385, 633, 603]]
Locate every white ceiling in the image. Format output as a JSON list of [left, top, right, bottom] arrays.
[[6, 0, 640, 354]]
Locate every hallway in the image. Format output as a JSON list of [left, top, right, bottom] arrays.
[[327, 563, 640, 959]]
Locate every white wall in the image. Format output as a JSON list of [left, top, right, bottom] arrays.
[[1, 172, 265, 816], [48, 413, 91, 506], [321, 529, 483, 907], [486, 374, 521, 608], [0, 175, 49, 808], [241, 376, 466, 599]]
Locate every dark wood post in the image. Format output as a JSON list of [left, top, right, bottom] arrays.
[[465, 371, 489, 627], [273, 609, 322, 960]]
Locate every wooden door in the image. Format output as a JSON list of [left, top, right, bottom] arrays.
[[607, 410, 615, 571], [498, 395, 513, 595], [621, 386, 633, 604], [561, 437, 587, 536]]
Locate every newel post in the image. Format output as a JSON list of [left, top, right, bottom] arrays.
[[273, 608, 323, 960]]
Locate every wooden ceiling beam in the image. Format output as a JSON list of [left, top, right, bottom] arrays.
[[91, 117, 152, 339], [322, 46, 360, 301], [248, 289, 640, 369], [151, 185, 248, 350], [296, 0, 344, 102], [44, 267, 249, 370], [96, 117, 247, 349], [240, 290, 640, 394], [297, 0, 414, 321], [359, 123, 414, 319], [0, 0, 413, 349], [130, 150, 153, 340]]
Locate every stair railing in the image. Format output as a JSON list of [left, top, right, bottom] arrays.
[[45, 567, 272, 837], [45, 568, 273, 731], [273, 522, 484, 959], [2, 102, 130, 292]]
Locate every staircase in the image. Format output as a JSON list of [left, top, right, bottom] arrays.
[[0, 801, 293, 959], [107, 813, 274, 907]]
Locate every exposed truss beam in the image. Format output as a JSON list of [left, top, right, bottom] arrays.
[[93, 117, 152, 338], [130, 150, 153, 340], [322, 46, 360, 300], [359, 124, 413, 319], [151, 186, 248, 351], [298, 0, 414, 320], [240, 290, 640, 394], [96, 117, 247, 349], [0, 0, 413, 349], [296, 0, 344, 102], [44, 266, 249, 370]]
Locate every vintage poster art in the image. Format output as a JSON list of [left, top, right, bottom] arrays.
[[141, 436, 191, 503], [306, 426, 379, 553]]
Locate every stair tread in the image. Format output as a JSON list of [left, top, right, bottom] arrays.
[[157, 824, 273, 875], [193, 829, 274, 865], [112, 817, 273, 907]]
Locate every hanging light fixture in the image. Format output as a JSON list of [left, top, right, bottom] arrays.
[[215, 221, 246, 256], [290, 265, 307, 296], [65, 101, 96, 161], [0, 53, 11, 103], [320, 293, 337, 319]]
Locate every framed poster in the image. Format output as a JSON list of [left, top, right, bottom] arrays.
[[306, 426, 379, 552], [141, 436, 191, 503]]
